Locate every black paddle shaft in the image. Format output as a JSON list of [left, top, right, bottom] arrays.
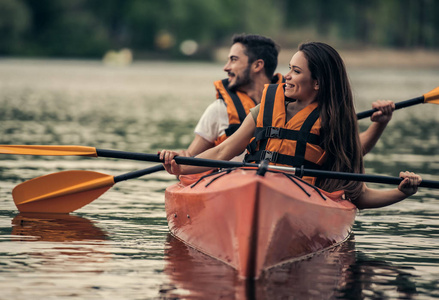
[[97, 149, 439, 189], [113, 164, 165, 183], [96, 149, 253, 169], [302, 168, 439, 189], [356, 96, 424, 119]]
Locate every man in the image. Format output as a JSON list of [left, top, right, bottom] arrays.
[[181, 34, 282, 161], [181, 34, 393, 160]]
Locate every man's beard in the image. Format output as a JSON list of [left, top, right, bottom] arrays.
[[228, 66, 251, 92]]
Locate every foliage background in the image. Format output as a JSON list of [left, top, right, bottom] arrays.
[[0, 0, 438, 59]]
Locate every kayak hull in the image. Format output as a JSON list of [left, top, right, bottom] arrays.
[[165, 168, 357, 279]]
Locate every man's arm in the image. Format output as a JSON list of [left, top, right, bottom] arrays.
[[181, 134, 215, 157], [360, 100, 395, 155], [179, 99, 228, 157]]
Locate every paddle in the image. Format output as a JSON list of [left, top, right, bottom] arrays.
[[13, 154, 439, 214], [13, 164, 164, 213], [4, 148, 439, 188], [129, 154, 439, 187], [356, 86, 439, 119]]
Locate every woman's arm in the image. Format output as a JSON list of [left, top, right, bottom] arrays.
[[354, 171, 422, 209], [360, 100, 395, 155], [160, 113, 257, 175], [183, 134, 215, 157]]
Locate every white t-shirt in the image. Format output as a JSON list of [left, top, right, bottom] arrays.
[[194, 99, 246, 162], [194, 99, 229, 143]]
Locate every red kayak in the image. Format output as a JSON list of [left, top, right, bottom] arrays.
[[165, 167, 357, 279]]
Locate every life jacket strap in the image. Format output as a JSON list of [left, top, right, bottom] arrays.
[[245, 150, 322, 170], [224, 124, 240, 136], [220, 78, 247, 124], [253, 126, 322, 146]]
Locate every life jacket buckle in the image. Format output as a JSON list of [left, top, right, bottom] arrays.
[[267, 126, 281, 138], [261, 150, 278, 163]]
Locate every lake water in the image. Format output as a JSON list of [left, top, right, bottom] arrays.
[[0, 59, 438, 299]]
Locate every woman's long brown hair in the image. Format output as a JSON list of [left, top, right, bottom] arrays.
[[299, 42, 364, 200]]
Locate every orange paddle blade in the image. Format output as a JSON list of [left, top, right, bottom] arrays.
[[424, 86, 439, 104], [0, 145, 98, 156], [13, 170, 115, 213]]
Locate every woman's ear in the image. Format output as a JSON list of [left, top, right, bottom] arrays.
[[314, 80, 319, 90]]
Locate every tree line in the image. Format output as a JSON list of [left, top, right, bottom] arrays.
[[1, 0, 438, 59]]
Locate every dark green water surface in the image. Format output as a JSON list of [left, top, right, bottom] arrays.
[[0, 60, 438, 299]]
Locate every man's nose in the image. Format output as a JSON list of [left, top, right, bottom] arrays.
[[223, 61, 231, 71]]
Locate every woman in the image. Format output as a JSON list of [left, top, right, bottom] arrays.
[[160, 42, 421, 209]]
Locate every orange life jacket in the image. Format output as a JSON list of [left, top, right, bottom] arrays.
[[245, 83, 326, 184], [213, 73, 284, 146]]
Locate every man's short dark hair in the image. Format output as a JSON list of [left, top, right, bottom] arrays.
[[232, 34, 279, 79]]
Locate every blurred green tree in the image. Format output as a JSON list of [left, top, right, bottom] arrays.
[[1, 0, 438, 58], [0, 0, 31, 54]]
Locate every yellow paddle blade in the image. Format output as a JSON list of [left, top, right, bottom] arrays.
[[13, 170, 115, 213], [424, 86, 439, 104], [0, 145, 98, 156]]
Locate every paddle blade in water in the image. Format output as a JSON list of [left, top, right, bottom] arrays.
[[0, 145, 98, 156], [13, 170, 115, 213], [424, 86, 439, 104]]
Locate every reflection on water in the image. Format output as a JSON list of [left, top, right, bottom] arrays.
[[161, 234, 241, 299], [0, 60, 438, 299], [11, 213, 108, 242], [162, 234, 420, 300], [8, 213, 111, 274], [2, 213, 113, 299], [342, 254, 418, 300]]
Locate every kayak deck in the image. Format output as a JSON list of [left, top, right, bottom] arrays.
[[165, 168, 357, 279]]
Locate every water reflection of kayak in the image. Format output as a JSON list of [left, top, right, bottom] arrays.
[[161, 233, 356, 299], [11, 213, 108, 242], [165, 168, 357, 279]]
